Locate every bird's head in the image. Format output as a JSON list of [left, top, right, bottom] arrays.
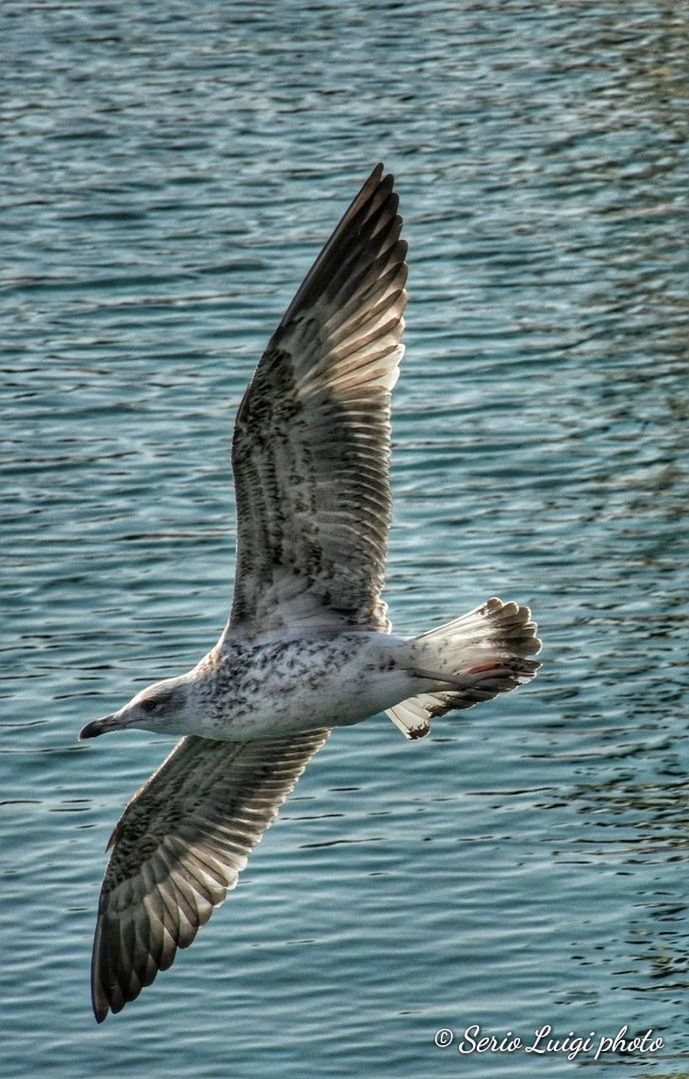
[[79, 677, 191, 740]]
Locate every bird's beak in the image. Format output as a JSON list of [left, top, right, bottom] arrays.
[[79, 714, 121, 740]]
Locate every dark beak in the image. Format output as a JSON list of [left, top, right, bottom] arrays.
[[78, 714, 120, 740]]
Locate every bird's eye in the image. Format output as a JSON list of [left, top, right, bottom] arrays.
[[140, 698, 159, 714]]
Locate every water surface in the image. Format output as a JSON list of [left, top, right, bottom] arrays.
[[2, 2, 689, 1076]]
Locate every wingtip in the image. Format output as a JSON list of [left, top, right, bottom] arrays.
[[369, 161, 394, 188], [92, 988, 109, 1023]]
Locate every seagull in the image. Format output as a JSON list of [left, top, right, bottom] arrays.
[[79, 163, 541, 1023]]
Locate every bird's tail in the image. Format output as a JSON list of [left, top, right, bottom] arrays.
[[387, 597, 541, 740]]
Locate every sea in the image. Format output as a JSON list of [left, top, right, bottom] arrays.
[[2, 2, 689, 1076]]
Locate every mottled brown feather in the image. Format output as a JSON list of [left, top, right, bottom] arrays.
[[230, 164, 407, 632], [91, 729, 329, 1021]]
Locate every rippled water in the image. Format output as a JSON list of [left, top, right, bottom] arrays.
[[3, 2, 689, 1076]]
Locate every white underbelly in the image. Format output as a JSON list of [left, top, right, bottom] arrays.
[[194, 631, 416, 741]]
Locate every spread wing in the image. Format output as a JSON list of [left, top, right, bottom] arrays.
[[230, 163, 407, 633], [91, 729, 329, 1022]]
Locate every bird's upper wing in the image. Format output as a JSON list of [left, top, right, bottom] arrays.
[[230, 164, 407, 633], [91, 728, 329, 1022]]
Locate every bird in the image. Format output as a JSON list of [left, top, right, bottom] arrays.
[[79, 163, 541, 1023]]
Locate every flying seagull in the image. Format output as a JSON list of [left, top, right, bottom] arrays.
[[80, 163, 541, 1022]]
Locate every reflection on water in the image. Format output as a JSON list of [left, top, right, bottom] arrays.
[[2, 0, 689, 1076]]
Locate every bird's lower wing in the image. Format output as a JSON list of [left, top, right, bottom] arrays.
[[91, 728, 330, 1022]]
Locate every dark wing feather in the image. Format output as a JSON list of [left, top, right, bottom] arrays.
[[91, 729, 329, 1022], [230, 164, 407, 633]]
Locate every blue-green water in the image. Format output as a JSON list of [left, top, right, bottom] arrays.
[[2, 2, 689, 1076]]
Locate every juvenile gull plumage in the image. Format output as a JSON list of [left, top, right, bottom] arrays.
[[80, 164, 542, 1022]]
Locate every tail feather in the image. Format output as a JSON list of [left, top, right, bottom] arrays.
[[387, 597, 541, 741]]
